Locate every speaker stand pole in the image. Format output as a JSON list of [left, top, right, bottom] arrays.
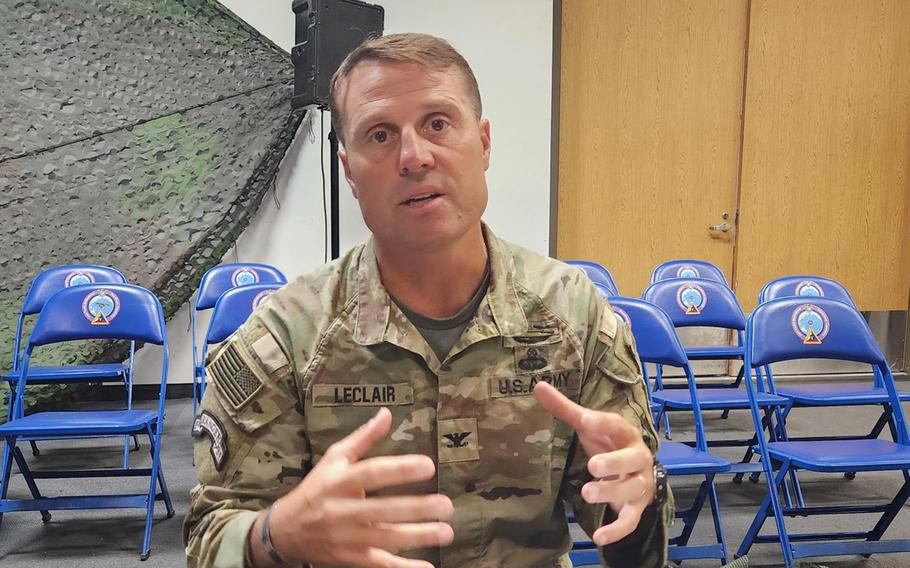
[[328, 127, 341, 260]]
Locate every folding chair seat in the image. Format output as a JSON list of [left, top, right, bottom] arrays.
[[0, 283, 174, 560], [566, 259, 620, 296], [736, 297, 910, 567], [642, 278, 787, 444], [1, 265, 136, 459], [571, 297, 731, 565], [191, 263, 286, 413]]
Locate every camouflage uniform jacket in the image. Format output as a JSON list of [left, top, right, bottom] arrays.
[[184, 227, 672, 568]]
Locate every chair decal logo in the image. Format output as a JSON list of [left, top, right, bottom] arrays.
[[82, 289, 121, 326], [676, 265, 700, 278], [65, 271, 95, 287], [612, 306, 631, 330], [251, 289, 273, 310], [231, 267, 259, 287], [795, 280, 824, 298], [677, 283, 707, 315], [791, 304, 829, 345]]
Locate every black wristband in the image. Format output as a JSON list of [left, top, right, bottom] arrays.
[[260, 504, 290, 566]]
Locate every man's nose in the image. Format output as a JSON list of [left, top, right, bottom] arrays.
[[398, 127, 434, 176]]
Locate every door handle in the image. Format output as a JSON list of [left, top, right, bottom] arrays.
[[708, 222, 731, 233]]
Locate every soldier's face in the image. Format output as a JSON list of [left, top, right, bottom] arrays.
[[337, 60, 491, 252]]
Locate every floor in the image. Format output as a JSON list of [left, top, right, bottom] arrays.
[[1, 396, 909, 567]]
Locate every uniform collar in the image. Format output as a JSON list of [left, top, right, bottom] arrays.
[[352, 224, 529, 348]]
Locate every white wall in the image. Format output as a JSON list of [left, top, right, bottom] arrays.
[[135, 0, 554, 384]]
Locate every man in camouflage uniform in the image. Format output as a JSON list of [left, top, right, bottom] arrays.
[[185, 33, 672, 568]]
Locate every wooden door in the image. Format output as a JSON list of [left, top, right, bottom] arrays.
[[734, 0, 910, 312], [556, 0, 750, 298]]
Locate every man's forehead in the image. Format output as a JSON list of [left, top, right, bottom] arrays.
[[340, 61, 468, 116]]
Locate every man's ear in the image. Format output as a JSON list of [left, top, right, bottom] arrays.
[[480, 118, 491, 170], [338, 146, 358, 198]]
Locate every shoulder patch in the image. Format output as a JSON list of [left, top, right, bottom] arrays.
[[600, 304, 618, 340], [191, 411, 228, 471], [206, 341, 264, 410]]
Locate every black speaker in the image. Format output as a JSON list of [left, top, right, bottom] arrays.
[[291, 0, 384, 109]]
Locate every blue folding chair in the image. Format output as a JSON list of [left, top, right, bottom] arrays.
[[191, 263, 286, 414], [736, 297, 910, 567], [566, 260, 620, 296], [758, 276, 910, 487], [0, 283, 174, 560], [650, 259, 729, 285], [2, 265, 136, 460], [643, 279, 788, 470], [629, 298, 735, 563]]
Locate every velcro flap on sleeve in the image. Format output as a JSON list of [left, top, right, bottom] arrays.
[[595, 324, 641, 385]]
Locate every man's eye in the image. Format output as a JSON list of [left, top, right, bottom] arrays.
[[372, 131, 388, 143], [430, 119, 447, 131]]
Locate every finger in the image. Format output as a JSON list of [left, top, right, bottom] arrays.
[[587, 447, 653, 479], [579, 410, 643, 450], [581, 473, 650, 505], [340, 521, 454, 552], [592, 503, 645, 546], [325, 407, 393, 463], [344, 547, 437, 568], [341, 454, 437, 493], [533, 381, 587, 430], [323, 494, 454, 524]]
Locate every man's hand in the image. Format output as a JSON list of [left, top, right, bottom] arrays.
[[533, 381, 654, 547], [250, 408, 454, 568]]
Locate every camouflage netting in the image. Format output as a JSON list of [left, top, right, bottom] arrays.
[[0, 0, 307, 421]]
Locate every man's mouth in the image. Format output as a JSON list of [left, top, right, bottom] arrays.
[[402, 193, 441, 206]]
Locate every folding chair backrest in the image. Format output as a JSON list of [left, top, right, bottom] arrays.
[[593, 282, 617, 299], [643, 277, 746, 330], [650, 259, 728, 285], [205, 284, 283, 345], [748, 297, 884, 367], [21, 265, 128, 315], [28, 284, 166, 347], [758, 275, 857, 308], [194, 263, 287, 311], [608, 297, 687, 367], [566, 260, 620, 295]]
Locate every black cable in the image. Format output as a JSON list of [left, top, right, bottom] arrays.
[[320, 110, 328, 263]]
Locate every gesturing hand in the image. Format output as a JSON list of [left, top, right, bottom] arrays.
[[533, 382, 654, 546], [251, 407, 454, 568]]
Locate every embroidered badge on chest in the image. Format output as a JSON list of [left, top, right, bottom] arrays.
[[191, 411, 228, 471], [439, 418, 479, 463]]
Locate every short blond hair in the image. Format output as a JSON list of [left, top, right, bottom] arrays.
[[329, 33, 482, 145]]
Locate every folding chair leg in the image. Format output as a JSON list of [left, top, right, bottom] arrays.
[[706, 475, 729, 565], [737, 461, 796, 567], [0, 439, 15, 528], [147, 427, 174, 519], [11, 446, 51, 522], [29, 440, 40, 457], [675, 478, 710, 546], [866, 473, 910, 543]]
